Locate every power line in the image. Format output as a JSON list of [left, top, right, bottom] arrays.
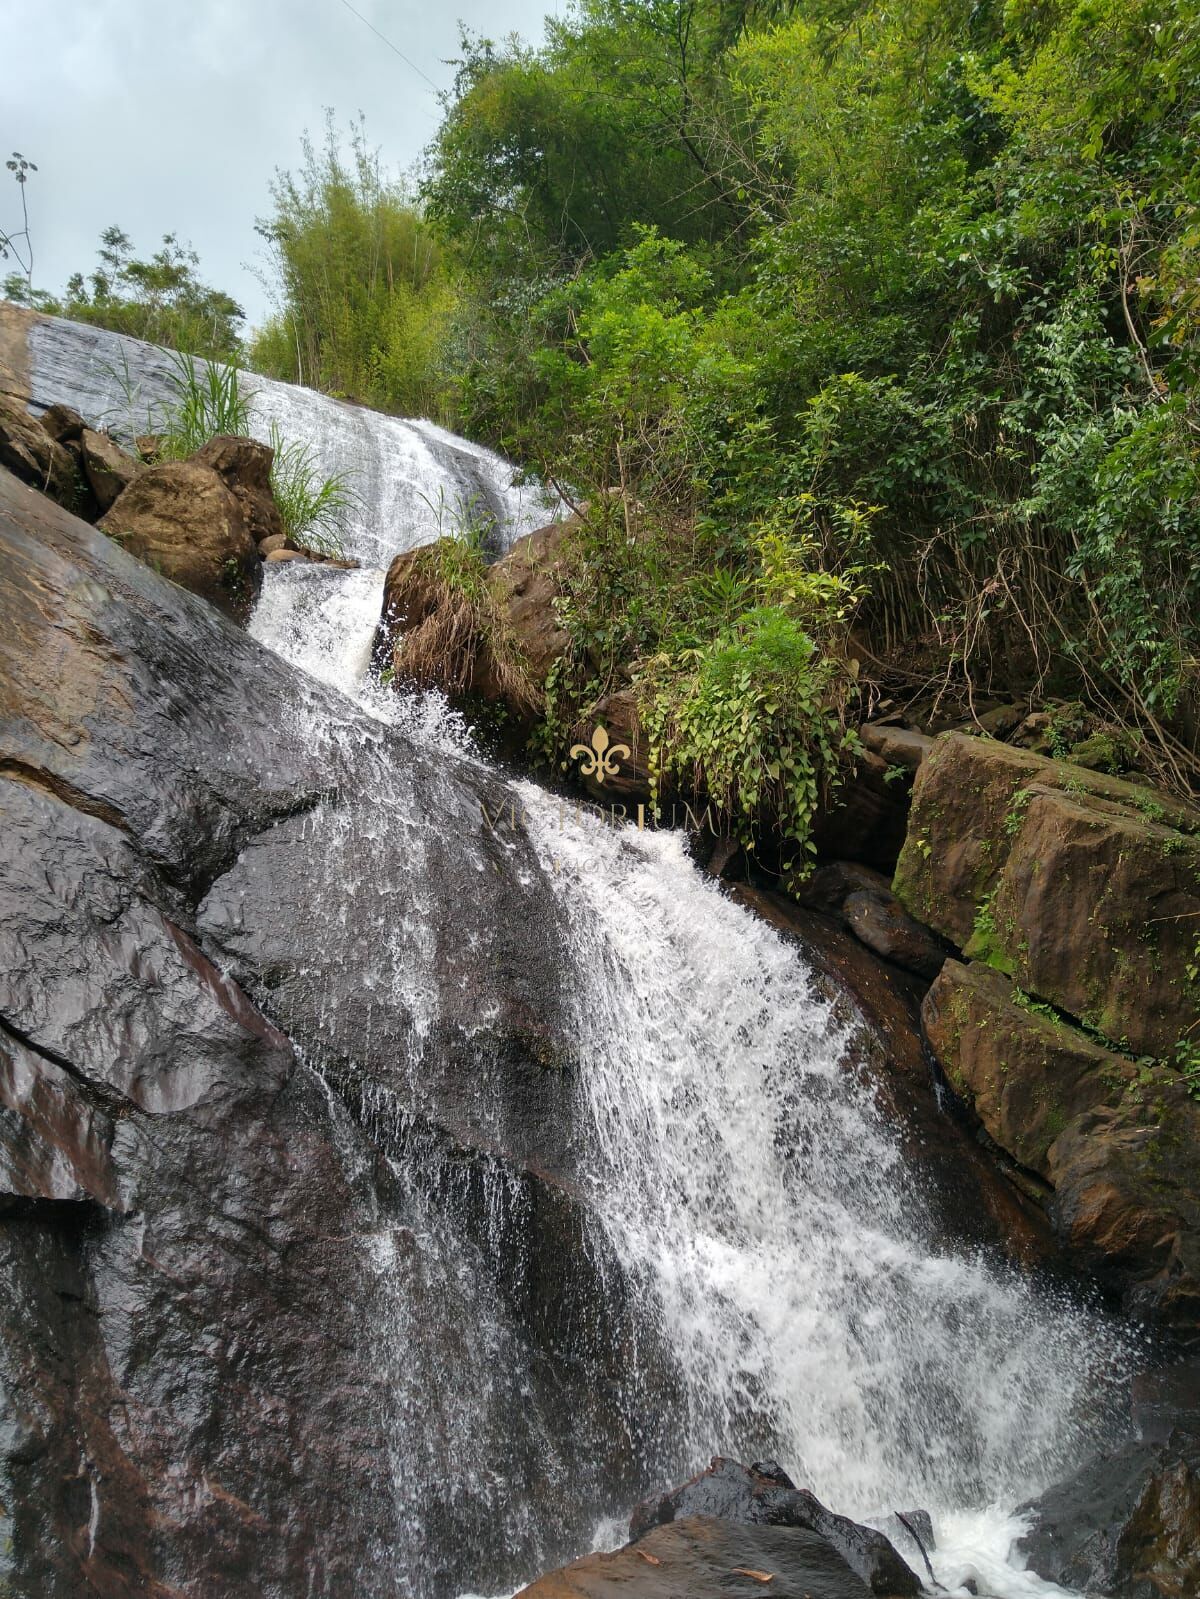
[[335, 0, 442, 93]]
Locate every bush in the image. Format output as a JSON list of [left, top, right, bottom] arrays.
[[641, 607, 858, 871]]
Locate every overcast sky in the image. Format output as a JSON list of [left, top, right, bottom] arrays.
[[4, 0, 558, 329]]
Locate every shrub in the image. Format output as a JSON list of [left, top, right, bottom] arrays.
[[266, 422, 356, 558], [640, 607, 859, 871]]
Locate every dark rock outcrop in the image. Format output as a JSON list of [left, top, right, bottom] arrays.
[[628, 1458, 918, 1596], [0, 466, 654, 1597], [1017, 1433, 1200, 1598], [924, 960, 1200, 1323]]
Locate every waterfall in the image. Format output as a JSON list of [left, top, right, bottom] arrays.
[[242, 561, 1134, 1596], [23, 315, 559, 564], [21, 315, 1135, 1596]]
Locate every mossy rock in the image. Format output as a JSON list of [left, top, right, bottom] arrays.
[[895, 733, 1200, 1058]]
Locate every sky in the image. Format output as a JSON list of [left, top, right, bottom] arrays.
[[3, 0, 558, 329]]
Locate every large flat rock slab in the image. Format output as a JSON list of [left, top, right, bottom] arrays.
[[517, 1516, 876, 1599]]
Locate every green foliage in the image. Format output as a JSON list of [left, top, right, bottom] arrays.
[[154, 358, 355, 560], [158, 353, 252, 460], [13, 226, 244, 360], [266, 422, 355, 558], [641, 606, 855, 868], [250, 115, 456, 417], [425, 0, 1200, 795]]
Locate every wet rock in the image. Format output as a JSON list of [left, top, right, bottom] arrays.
[[490, 515, 576, 685], [893, 732, 1200, 1057], [0, 392, 82, 512], [78, 425, 141, 512], [519, 1514, 876, 1598], [629, 1458, 919, 1596], [99, 454, 262, 621], [1132, 1362, 1200, 1446], [842, 888, 949, 979], [1017, 1434, 1200, 1598], [0, 1027, 121, 1210], [0, 466, 657, 1595]]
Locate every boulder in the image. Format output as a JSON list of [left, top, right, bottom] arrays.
[[842, 889, 949, 979], [36, 401, 86, 443], [923, 960, 1200, 1322], [923, 961, 1135, 1179], [99, 456, 262, 621], [628, 1458, 918, 1596], [858, 723, 934, 772], [78, 425, 141, 512], [376, 517, 576, 722], [517, 1515, 877, 1598], [795, 860, 893, 917], [893, 733, 1200, 1058], [191, 433, 285, 550], [0, 392, 82, 512], [488, 515, 576, 683], [1017, 1434, 1200, 1599], [1050, 1100, 1200, 1325]]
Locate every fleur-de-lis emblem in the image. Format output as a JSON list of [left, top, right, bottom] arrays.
[[570, 724, 630, 785]]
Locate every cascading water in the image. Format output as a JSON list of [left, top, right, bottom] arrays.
[[24, 315, 559, 562], [22, 316, 1139, 1597], [241, 535, 1134, 1597]]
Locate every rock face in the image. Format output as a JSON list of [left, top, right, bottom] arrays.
[[902, 737, 1200, 1326], [0, 466, 649, 1597], [1017, 1433, 1200, 1599], [924, 961, 1200, 1321], [99, 443, 265, 621], [628, 1458, 919, 1597], [894, 732, 1200, 1058]]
